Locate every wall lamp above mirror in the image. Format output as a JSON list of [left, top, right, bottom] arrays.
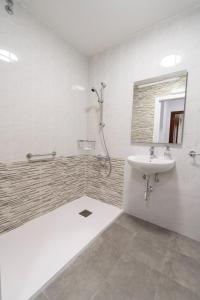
[[131, 70, 188, 145]]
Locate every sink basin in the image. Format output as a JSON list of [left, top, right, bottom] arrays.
[[128, 155, 175, 175]]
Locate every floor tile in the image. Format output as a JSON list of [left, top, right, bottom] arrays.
[[44, 256, 103, 300], [163, 251, 200, 297], [171, 234, 200, 262], [107, 256, 160, 300], [77, 235, 123, 278], [91, 281, 135, 300], [114, 213, 145, 234], [137, 221, 175, 251], [155, 276, 200, 300], [122, 235, 166, 272], [101, 222, 134, 249]]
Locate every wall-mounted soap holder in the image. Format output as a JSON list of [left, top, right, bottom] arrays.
[[77, 140, 96, 153]]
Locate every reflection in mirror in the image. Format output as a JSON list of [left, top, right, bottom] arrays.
[[131, 71, 188, 144]]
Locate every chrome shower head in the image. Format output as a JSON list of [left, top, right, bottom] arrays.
[[91, 87, 101, 102], [91, 83, 107, 103], [5, 0, 14, 15]]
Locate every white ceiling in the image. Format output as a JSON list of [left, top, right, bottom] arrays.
[[20, 0, 199, 56]]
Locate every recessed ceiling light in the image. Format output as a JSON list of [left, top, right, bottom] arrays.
[[0, 49, 18, 63], [160, 54, 182, 68]]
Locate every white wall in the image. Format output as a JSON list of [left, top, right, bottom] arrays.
[[88, 6, 200, 240], [0, 2, 88, 163]]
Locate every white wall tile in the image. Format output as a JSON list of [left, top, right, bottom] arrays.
[[88, 6, 200, 240], [0, 2, 88, 163]]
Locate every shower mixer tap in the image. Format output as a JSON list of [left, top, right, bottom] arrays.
[[149, 146, 155, 158], [99, 122, 105, 128]]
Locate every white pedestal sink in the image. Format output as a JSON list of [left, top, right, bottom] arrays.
[[127, 155, 175, 175]]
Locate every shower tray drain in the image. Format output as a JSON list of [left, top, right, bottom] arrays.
[[79, 210, 92, 217]]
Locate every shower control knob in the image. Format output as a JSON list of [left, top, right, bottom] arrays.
[[189, 150, 200, 157], [99, 122, 105, 127]]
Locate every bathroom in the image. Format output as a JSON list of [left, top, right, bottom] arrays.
[[0, 0, 200, 299]]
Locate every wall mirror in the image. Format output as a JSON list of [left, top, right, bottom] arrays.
[[131, 70, 188, 144]]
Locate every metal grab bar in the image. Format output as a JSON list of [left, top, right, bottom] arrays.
[[189, 150, 200, 157], [26, 151, 56, 162]]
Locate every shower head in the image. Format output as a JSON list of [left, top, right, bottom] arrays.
[[5, 0, 14, 15], [91, 87, 101, 102], [91, 82, 107, 103]]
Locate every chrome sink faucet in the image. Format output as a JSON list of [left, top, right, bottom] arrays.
[[149, 146, 155, 158]]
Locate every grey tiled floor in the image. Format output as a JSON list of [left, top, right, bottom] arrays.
[[33, 214, 200, 300]]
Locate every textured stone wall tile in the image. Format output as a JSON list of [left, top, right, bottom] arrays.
[[0, 155, 124, 235], [85, 156, 125, 208], [0, 156, 85, 234]]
